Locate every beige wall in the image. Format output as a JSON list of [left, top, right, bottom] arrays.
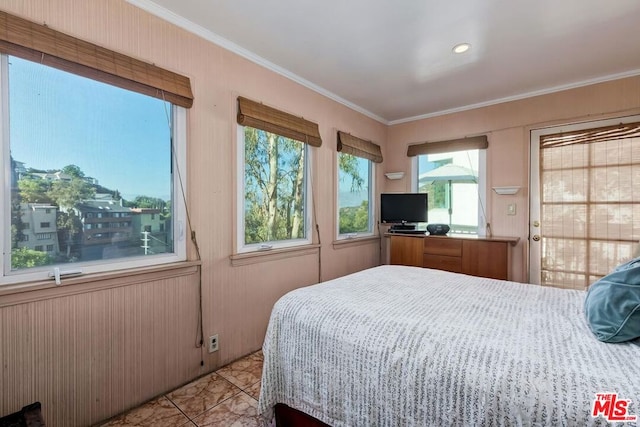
[[2, 1, 640, 425], [386, 76, 640, 282], [0, 1, 385, 425]]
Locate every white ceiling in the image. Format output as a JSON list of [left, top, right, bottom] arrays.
[[129, 0, 640, 124]]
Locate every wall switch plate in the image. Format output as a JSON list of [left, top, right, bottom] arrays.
[[208, 334, 219, 353], [507, 203, 517, 216]]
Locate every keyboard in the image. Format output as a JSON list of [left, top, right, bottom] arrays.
[[389, 230, 426, 235]]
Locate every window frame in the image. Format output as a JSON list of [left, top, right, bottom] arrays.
[[336, 152, 375, 240], [236, 126, 313, 253], [0, 54, 188, 286], [411, 149, 488, 236]]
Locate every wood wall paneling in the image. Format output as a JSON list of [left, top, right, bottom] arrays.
[[0, 0, 639, 425]]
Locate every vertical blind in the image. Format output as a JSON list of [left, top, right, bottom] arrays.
[[539, 121, 640, 289]]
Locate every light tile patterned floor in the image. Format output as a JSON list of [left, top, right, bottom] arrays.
[[99, 351, 263, 427]]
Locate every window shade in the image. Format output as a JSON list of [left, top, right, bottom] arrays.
[[538, 121, 640, 289], [337, 131, 383, 163], [0, 11, 193, 108], [407, 135, 488, 157], [540, 122, 640, 149], [237, 96, 322, 147]]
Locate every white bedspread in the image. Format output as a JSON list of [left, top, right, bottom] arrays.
[[258, 265, 640, 426]]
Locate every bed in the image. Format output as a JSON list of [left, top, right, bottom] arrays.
[[258, 265, 640, 426]]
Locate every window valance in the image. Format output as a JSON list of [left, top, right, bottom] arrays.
[[0, 11, 193, 108], [540, 122, 640, 149], [407, 135, 488, 157], [237, 96, 322, 147], [337, 131, 383, 163]]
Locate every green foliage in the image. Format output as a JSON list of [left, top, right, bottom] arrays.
[[12, 162, 173, 263], [11, 247, 52, 269], [49, 176, 95, 208], [338, 153, 364, 191], [57, 210, 83, 254], [244, 128, 306, 244], [419, 158, 452, 208], [11, 224, 20, 250], [61, 164, 85, 178], [419, 182, 446, 208], [339, 200, 370, 234], [337, 153, 369, 234], [127, 195, 167, 210], [18, 177, 53, 204]]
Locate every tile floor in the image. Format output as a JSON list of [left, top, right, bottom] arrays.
[[99, 351, 264, 427]]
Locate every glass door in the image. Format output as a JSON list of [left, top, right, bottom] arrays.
[[529, 116, 640, 288]]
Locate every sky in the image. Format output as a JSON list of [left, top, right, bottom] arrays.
[[8, 56, 173, 201]]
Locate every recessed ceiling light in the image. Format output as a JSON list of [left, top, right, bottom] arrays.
[[452, 43, 471, 54]]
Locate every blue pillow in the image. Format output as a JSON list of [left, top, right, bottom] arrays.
[[584, 257, 640, 343]]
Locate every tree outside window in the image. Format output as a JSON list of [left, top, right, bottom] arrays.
[[3, 55, 183, 281], [242, 127, 307, 246], [338, 153, 372, 235]]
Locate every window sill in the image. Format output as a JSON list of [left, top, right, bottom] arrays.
[[0, 261, 201, 308], [230, 244, 320, 266], [332, 235, 380, 249]]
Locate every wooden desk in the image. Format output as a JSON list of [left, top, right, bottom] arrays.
[[389, 234, 519, 280]]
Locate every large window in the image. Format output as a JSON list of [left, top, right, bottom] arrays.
[[1, 55, 187, 285], [335, 131, 381, 238], [238, 127, 310, 251], [337, 153, 373, 237], [417, 150, 479, 233], [414, 148, 486, 234]]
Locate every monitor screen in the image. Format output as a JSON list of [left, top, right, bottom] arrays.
[[380, 193, 428, 224]]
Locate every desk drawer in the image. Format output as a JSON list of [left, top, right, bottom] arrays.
[[423, 254, 462, 273], [424, 238, 462, 256]]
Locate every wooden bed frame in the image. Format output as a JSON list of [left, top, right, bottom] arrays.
[[275, 404, 329, 427]]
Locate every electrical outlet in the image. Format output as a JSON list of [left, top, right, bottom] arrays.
[[208, 334, 219, 353]]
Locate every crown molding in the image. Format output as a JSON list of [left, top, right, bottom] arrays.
[[388, 68, 640, 125], [127, 1, 640, 127], [126, 0, 389, 125]]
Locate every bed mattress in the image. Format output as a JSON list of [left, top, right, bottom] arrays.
[[259, 265, 640, 426]]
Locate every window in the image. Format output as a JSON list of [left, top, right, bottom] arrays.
[[238, 127, 310, 250], [36, 233, 53, 240], [337, 153, 373, 236], [335, 131, 381, 238], [1, 54, 188, 285], [408, 136, 487, 235], [235, 96, 322, 253], [416, 150, 481, 233]]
